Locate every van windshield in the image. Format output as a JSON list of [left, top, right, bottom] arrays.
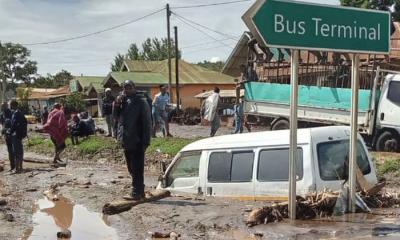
[[317, 140, 371, 181], [388, 81, 400, 104], [167, 151, 201, 186]]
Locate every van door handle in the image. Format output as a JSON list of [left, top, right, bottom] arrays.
[[380, 113, 385, 120]]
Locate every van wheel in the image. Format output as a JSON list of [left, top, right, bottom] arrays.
[[271, 119, 289, 131], [375, 131, 399, 152]]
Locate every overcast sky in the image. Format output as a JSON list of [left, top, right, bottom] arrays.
[[0, 0, 338, 76]]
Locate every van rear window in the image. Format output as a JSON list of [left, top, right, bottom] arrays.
[[317, 140, 371, 181], [208, 151, 254, 182], [257, 148, 303, 181]]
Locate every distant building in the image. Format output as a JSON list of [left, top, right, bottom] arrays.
[[70, 76, 104, 117], [103, 59, 235, 109]]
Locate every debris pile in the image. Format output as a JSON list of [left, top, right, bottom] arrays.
[[246, 183, 400, 227]]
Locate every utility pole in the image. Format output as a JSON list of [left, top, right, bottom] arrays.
[[174, 26, 180, 112], [166, 4, 172, 99]]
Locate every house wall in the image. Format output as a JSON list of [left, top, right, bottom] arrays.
[[149, 84, 235, 109]]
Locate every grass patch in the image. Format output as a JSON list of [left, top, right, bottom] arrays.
[[147, 137, 196, 156], [26, 135, 54, 152], [376, 158, 400, 177], [76, 136, 117, 155]]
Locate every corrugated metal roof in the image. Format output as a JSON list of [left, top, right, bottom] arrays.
[[72, 76, 105, 89], [194, 89, 244, 99], [108, 71, 168, 85], [19, 86, 70, 100], [121, 59, 234, 85]]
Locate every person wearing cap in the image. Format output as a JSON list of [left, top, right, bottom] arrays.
[[114, 80, 151, 200], [102, 88, 115, 137]]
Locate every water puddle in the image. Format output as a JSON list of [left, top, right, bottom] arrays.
[[21, 196, 118, 240]]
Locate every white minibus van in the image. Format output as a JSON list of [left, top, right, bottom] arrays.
[[157, 126, 378, 200]]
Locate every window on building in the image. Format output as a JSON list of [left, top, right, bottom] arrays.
[[257, 148, 303, 181]]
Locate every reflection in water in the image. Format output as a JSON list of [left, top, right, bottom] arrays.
[[22, 196, 118, 240]]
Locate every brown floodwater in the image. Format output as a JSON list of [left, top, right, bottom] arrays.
[[21, 196, 118, 240]]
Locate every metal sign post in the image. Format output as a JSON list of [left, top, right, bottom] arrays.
[[289, 49, 299, 220], [349, 54, 360, 212]]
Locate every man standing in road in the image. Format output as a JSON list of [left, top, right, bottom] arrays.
[[114, 80, 151, 200], [102, 88, 115, 137], [9, 100, 28, 173], [203, 87, 221, 137], [41, 106, 49, 125], [152, 85, 172, 137], [0, 102, 14, 171]]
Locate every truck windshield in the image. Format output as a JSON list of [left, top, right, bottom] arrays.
[[388, 81, 400, 104], [317, 140, 371, 181], [167, 151, 201, 186]]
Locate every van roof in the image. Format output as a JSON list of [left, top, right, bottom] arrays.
[[181, 126, 351, 152]]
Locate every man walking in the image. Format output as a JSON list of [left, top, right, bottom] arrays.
[[1, 102, 14, 171], [203, 87, 221, 137], [9, 100, 28, 173], [152, 85, 172, 137], [42, 103, 68, 164], [233, 97, 244, 134], [102, 88, 115, 137], [114, 80, 151, 200]]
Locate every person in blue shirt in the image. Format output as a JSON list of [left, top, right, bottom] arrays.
[[9, 100, 28, 173], [152, 85, 172, 137], [233, 97, 245, 134]]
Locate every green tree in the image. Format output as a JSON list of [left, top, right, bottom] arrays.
[[16, 87, 32, 114], [0, 42, 37, 102], [197, 60, 225, 72], [62, 92, 86, 113], [340, 0, 400, 21], [32, 70, 73, 88], [53, 70, 73, 87], [111, 37, 181, 71], [111, 53, 125, 71]]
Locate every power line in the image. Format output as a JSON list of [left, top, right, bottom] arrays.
[[174, 14, 234, 50], [173, 0, 252, 9], [172, 12, 239, 41], [22, 8, 165, 46], [181, 37, 238, 49]]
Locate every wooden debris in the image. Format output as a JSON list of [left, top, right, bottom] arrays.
[[25, 188, 38, 192], [43, 184, 59, 201], [149, 231, 180, 238], [5, 213, 14, 222], [57, 229, 71, 239], [246, 182, 400, 227], [103, 190, 170, 215], [0, 198, 7, 206]]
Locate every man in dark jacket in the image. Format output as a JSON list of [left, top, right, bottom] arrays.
[[114, 80, 151, 200], [10, 100, 27, 173], [0, 102, 14, 171], [102, 88, 115, 137]]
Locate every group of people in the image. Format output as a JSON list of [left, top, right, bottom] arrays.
[[102, 84, 173, 139], [202, 87, 250, 137]]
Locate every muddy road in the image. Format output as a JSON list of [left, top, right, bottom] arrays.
[[1, 124, 400, 239]]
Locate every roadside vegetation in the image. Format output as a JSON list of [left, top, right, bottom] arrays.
[[372, 152, 400, 180], [25, 133, 196, 165]]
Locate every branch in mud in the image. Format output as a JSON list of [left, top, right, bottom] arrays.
[[102, 190, 170, 215]]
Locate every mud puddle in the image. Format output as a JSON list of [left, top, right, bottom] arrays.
[[21, 196, 118, 240]]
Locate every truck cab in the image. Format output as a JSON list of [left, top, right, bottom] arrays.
[[375, 73, 400, 151]]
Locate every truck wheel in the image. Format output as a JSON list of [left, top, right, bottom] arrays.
[[375, 131, 399, 152], [271, 119, 289, 131]]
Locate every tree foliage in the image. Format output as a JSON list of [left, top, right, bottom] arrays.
[[340, 0, 400, 21], [0, 42, 37, 102], [16, 87, 32, 114], [32, 70, 73, 88], [111, 53, 125, 72], [197, 60, 225, 72], [61, 92, 86, 114], [111, 37, 181, 71]]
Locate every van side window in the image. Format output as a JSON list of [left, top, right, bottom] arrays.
[[167, 151, 201, 186], [257, 148, 303, 181], [208, 151, 254, 182], [387, 81, 400, 104], [317, 140, 371, 181]]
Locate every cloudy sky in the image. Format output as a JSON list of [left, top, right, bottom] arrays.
[[0, 0, 338, 76]]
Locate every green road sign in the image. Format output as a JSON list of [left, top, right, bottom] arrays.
[[242, 0, 390, 54]]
